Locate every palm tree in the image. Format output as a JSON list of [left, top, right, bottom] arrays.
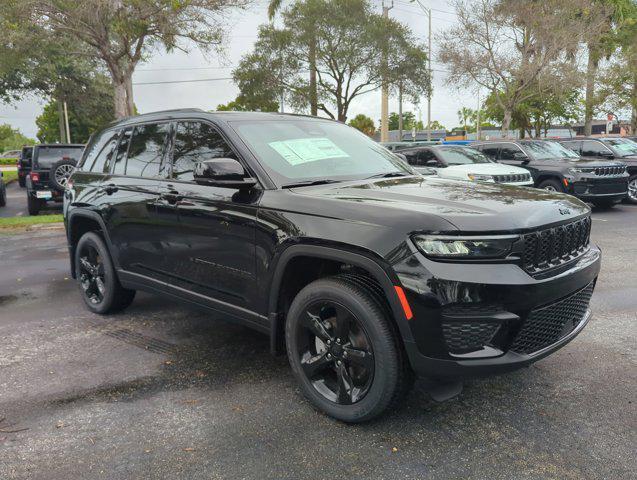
[[268, 0, 318, 116]]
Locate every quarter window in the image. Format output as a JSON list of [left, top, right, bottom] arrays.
[[172, 121, 236, 181], [125, 123, 170, 178], [87, 130, 120, 173]]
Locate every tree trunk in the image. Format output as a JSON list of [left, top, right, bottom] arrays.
[[584, 45, 599, 136], [308, 33, 318, 116], [502, 109, 512, 137], [113, 80, 128, 119], [124, 75, 135, 116], [398, 82, 403, 141], [57, 99, 66, 143]]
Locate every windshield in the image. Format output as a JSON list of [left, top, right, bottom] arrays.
[[35, 146, 84, 168], [437, 147, 492, 165], [231, 120, 414, 186], [521, 140, 579, 160], [600, 138, 637, 156]]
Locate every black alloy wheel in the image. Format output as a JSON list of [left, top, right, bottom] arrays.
[[296, 301, 375, 405], [78, 243, 106, 305], [74, 232, 136, 314], [286, 276, 412, 422]]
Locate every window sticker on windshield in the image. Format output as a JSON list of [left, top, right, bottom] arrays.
[[269, 137, 349, 165]]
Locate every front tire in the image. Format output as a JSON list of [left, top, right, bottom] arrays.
[[538, 178, 564, 193], [626, 175, 637, 205], [285, 275, 411, 423], [75, 232, 136, 314]]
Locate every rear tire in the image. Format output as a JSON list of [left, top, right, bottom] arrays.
[[0, 185, 6, 207], [285, 275, 412, 423], [75, 232, 136, 314], [538, 178, 564, 193], [18, 176, 26, 188], [27, 193, 41, 215]]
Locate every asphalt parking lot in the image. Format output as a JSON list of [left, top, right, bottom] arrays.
[[0, 181, 63, 218], [0, 205, 635, 479]]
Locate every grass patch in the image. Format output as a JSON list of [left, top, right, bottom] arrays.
[[0, 158, 18, 165], [0, 214, 63, 229], [2, 170, 18, 184]]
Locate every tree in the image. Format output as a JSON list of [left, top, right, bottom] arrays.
[[457, 107, 474, 131], [348, 114, 375, 136], [387, 111, 422, 131], [438, 0, 601, 135], [0, 124, 35, 152], [216, 95, 279, 112], [235, 0, 430, 122], [429, 120, 446, 131], [35, 76, 114, 143], [12, 0, 249, 118]]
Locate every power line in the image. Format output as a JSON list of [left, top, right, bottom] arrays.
[[133, 77, 233, 85]]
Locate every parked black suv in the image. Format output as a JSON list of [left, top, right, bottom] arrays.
[[559, 137, 637, 204], [0, 170, 6, 207], [473, 139, 628, 207], [64, 110, 601, 422], [27, 144, 84, 215], [17, 146, 33, 188]]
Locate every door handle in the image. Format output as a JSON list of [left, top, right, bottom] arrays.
[[102, 184, 118, 195]]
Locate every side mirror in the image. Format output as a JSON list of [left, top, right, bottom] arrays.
[[425, 159, 439, 167], [193, 158, 257, 189], [598, 150, 614, 158], [395, 153, 408, 162], [513, 152, 529, 162]]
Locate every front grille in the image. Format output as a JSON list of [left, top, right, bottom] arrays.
[[521, 216, 591, 275], [510, 282, 594, 354], [493, 173, 531, 183], [594, 166, 625, 176], [442, 321, 500, 354]]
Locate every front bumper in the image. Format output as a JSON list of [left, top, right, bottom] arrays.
[[567, 177, 628, 201], [393, 243, 601, 378]]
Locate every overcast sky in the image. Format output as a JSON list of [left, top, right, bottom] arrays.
[[0, 0, 474, 139]]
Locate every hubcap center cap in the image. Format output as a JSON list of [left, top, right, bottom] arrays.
[[329, 343, 344, 358]]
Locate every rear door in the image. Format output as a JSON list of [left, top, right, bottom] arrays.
[[162, 120, 259, 311], [102, 122, 174, 281]]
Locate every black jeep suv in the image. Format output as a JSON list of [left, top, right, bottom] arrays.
[[27, 144, 84, 215], [64, 110, 601, 422], [559, 137, 637, 204], [473, 139, 628, 207]]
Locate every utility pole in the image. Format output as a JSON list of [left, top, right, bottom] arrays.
[[63, 101, 71, 143], [476, 90, 481, 141], [414, 0, 432, 141], [380, 1, 393, 142]]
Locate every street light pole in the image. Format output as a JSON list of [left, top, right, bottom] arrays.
[[414, 0, 432, 141], [380, 1, 393, 143]]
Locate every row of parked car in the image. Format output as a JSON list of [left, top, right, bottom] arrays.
[[13, 144, 85, 214], [390, 137, 637, 207]]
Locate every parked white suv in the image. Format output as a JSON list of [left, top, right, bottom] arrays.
[[398, 145, 534, 186]]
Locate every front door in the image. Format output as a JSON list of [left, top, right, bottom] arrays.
[[162, 120, 259, 311]]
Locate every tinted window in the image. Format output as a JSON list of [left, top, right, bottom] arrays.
[[418, 150, 438, 166], [599, 138, 637, 156], [560, 141, 581, 154], [499, 144, 523, 161], [113, 128, 132, 175], [478, 144, 500, 159], [84, 130, 120, 173], [437, 147, 491, 165], [35, 146, 84, 168], [581, 140, 611, 157], [172, 121, 236, 181], [520, 141, 578, 160], [125, 123, 169, 178]]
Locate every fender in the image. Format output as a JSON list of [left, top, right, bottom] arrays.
[[66, 208, 120, 277], [267, 244, 415, 354]]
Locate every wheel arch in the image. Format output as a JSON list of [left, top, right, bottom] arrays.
[[535, 173, 565, 188], [66, 209, 117, 278], [267, 244, 414, 355]]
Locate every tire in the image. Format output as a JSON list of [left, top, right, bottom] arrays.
[[285, 275, 412, 423], [74, 231, 136, 314], [626, 174, 637, 205], [538, 178, 564, 193], [18, 176, 26, 188], [27, 193, 41, 215], [49, 158, 77, 192], [0, 184, 6, 207]]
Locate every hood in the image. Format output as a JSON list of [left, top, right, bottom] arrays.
[[292, 176, 589, 232], [441, 163, 529, 176], [563, 157, 626, 168]]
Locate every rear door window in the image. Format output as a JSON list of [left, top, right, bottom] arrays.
[[84, 130, 120, 173], [418, 150, 439, 166], [125, 123, 170, 178], [560, 141, 581, 154], [172, 121, 236, 181], [113, 128, 133, 175]]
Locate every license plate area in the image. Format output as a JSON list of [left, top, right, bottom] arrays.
[[36, 190, 52, 199]]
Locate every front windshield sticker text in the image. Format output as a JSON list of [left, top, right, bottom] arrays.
[[269, 137, 350, 165]]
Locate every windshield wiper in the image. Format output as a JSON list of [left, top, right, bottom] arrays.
[[281, 179, 341, 189], [364, 171, 411, 180]]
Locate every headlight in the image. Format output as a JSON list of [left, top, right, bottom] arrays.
[[568, 167, 594, 174], [467, 173, 494, 182], [412, 234, 518, 259]]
